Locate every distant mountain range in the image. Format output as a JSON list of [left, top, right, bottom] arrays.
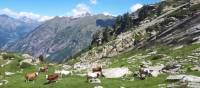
[[4, 14, 114, 62], [0, 14, 40, 48]]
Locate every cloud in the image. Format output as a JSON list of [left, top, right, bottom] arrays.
[[90, 0, 97, 4], [130, 3, 143, 12], [0, 8, 53, 22], [72, 3, 91, 17], [103, 12, 114, 16], [103, 12, 111, 16]]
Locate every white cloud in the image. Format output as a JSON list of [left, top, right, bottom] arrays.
[[130, 3, 143, 12], [72, 3, 91, 18], [0, 8, 17, 16], [103, 12, 112, 16], [0, 8, 53, 22], [90, 0, 97, 4]]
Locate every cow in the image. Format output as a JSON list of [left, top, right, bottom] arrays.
[[92, 65, 103, 77], [25, 72, 39, 83], [87, 72, 98, 82], [46, 74, 59, 83], [54, 70, 71, 78], [39, 66, 48, 73]]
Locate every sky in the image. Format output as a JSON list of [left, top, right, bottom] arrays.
[[0, 0, 161, 21]]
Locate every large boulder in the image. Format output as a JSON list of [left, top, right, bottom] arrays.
[[102, 67, 130, 78], [22, 54, 33, 59], [167, 75, 200, 83], [5, 72, 15, 76], [166, 75, 186, 81], [167, 75, 200, 88], [20, 59, 39, 68], [94, 86, 103, 88], [0, 80, 8, 86], [62, 65, 72, 70], [191, 0, 200, 4], [191, 66, 200, 71], [182, 75, 200, 83]]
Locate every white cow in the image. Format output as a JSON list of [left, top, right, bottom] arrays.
[[87, 72, 98, 82], [55, 70, 71, 78]]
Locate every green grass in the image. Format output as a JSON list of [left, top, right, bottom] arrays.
[[1, 67, 168, 88], [1, 43, 200, 88]]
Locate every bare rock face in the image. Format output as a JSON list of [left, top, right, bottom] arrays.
[[75, 31, 135, 64], [191, 0, 200, 4]]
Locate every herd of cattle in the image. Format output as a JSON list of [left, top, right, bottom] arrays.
[[24, 63, 165, 84], [24, 65, 103, 84]]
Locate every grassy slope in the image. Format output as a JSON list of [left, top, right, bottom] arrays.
[[0, 44, 199, 88], [1, 64, 168, 88], [2, 67, 168, 88]]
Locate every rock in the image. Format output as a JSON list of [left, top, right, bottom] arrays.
[[0, 80, 8, 86], [88, 78, 101, 84], [1, 60, 12, 68], [162, 62, 181, 74], [20, 61, 33, 68], [5, 72, 15, 76], [167, 82, 187, 88], [191, 0, 200, 4], [173, 45, 183, 50], [148, 51, 157, 55], [16, 69, 23, 73], [0, 56, 3, 60], [62, 65, 72, 70], [158, 84, 166, 88], [22, 54, 33, 59], [102, 67, 130, 78], [167, 75, 200, 83], [94, 86, 103, 88], [191, 66, 200, 71], [187, 82, 200, 88], [182, 75, 200, 83], [167, 75, 200, 88], [166, 75, 185, 81], [19, 57, 40, 68], [120, 86, 125, 88]]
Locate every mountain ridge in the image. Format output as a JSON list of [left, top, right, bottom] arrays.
[[5, 14, 115, 62]]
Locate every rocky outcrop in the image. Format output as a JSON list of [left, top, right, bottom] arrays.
[[19, 54, 40, 68], [191, 0, 200, 4], [75, 31, 135, 63], [167, 75, 200, 88], [74, 2, 190, 65], [102, 67, 130, 78]]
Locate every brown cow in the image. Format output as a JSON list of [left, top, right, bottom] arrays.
[[46, 73, 59, 83], [25, 72, 39, 83], [39, 66, 48, 73], [92, 65, 103, 77]]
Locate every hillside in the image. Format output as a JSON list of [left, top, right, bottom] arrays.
[[5, 15, 114, 62], [0, 0, 200, 88]]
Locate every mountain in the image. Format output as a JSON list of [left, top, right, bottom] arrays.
[[5, 14, 114, 62], [71, 0, 200, 65], [0, 14, 40, 48]]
